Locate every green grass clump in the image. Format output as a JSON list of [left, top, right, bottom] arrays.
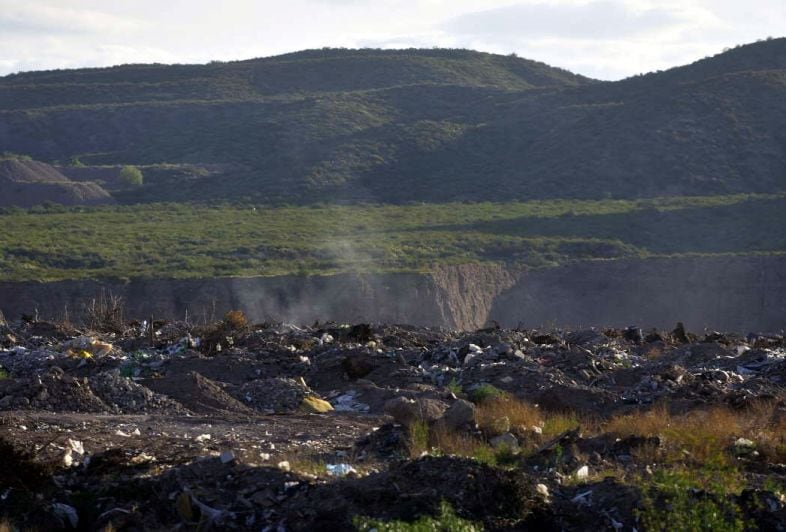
[[409, 420, 431, 457], [470, 384, 506, 404], [446, 377, 463, 395], [354, 500, 482, 532], [637, 467, 748, 532]]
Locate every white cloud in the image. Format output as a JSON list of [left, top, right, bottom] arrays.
[[0, 0, 782, 79], [445, 1, 684, 40], [0, 2, 141, 34]]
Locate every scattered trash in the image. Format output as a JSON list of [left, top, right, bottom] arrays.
[[326, 463, 356, 477], [330, 390, 371, 413], [300, 395, 334, 413], [220, 450, 235, 464], [0, 320, 783, 530], [574, 465, 589, 480], [571, 490, 593, 506]]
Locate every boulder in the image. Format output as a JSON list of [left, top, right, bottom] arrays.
[[440, 399, 476, 430], [490, 432, 519, 450], [384, 397, 446, 426]]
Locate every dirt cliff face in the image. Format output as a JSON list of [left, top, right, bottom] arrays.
[[0, 256, 784, 331], [489, 255, 786, 331], [0, 272, 452, 327], [431, 263, 520, 329]]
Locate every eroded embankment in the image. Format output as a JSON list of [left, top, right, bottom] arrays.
[[490, 255, 786, 331], [0, 256, 784, 331]]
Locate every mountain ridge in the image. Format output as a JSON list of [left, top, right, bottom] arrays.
[[1, 39, 784, 205]]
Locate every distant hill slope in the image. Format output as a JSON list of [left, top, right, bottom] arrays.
[[0, 158, 113, 207], [0, 41, 784, 204]]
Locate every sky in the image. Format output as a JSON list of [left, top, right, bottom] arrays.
[[0, 0, 783, 80]]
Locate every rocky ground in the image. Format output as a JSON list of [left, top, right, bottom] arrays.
[[0, 313, 785, 531]]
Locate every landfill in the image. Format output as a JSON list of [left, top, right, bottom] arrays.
[[0, 316, 784, 530]]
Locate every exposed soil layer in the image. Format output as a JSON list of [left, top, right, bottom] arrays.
[[2, 255, 786, 332], [0, 159, 114, 207]]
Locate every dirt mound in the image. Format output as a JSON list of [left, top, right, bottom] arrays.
[[142, 371, 254, 415], [0, 368, 109, 412], [234, 377, 312, 413], [0, 158, 114, 207], [90, 370, 188, 414], [0, 159, 71, 184], [279, 456, 538, 530]]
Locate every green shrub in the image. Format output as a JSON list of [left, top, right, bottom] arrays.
[[119, 165, 144, 187]]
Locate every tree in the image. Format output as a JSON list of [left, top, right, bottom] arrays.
[[119, 165, 143, 186]]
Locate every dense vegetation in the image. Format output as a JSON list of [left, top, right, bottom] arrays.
[[0, 193, 783, 282], [1, 41, 785, 204]]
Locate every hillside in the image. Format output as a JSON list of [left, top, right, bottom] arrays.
[[1, 40, 784, 205]]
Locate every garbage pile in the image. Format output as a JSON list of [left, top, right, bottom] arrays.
[[0, 315, 784, 530]]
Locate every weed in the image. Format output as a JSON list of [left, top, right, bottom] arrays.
[[637, 467, 748, 532], [446, 377, 463, 395], [0, 367, 8, 380], [470, 383, 505, 404], [85, 289, 125, 333], [762, 477, 786, 497], [553, 443, 564, 467], [541, 413, 580, 438], [493, 445, 520, 468], [471, 445, 498, 467], [354, 500, 482, 531], [409, 420, 430, 457]]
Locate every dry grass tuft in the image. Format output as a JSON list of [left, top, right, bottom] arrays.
[[605, 402, 785, 466], [430, 423, 487, 457], [604, 405, 672, 437], [476, 396, 541, 436]]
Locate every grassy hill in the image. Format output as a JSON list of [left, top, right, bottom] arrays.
[[0, 41, 784, 283], [2, 41, 784, 205]]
